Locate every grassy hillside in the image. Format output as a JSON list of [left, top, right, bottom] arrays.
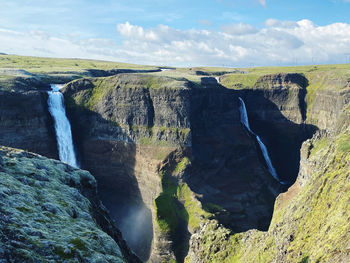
[[0, 54, 158, 88], [0, 54, 157, 73]]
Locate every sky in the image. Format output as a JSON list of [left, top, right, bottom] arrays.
[[1, 0, 350, 67]]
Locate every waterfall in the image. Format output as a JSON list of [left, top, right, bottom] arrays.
[[215, 77, 220, 84], [238, 97, 286, 185], [48, 84, 78, 168]]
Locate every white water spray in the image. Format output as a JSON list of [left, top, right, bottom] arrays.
[[238, 97, 286, 184], [215, 77, 220, 84], [48, 84, 78, 168]]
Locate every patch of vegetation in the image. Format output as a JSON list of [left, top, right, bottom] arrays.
[[0, 54, 157, 74], [310, 137, 329, 156], [54, 245, 74, 259], [154, 172, 179, 233], [174, 157, 190, 174], [203, 202, 225, 213], [85, 76, 117, 109], [336, 134, 350, 153], [177, 183, 211, 231], [155, 157, 211, 234], [220, 74, 261, 89], [69, 237, 86, 250]]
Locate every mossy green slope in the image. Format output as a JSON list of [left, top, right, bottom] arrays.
[[0, 146, 127, 263], [154, 153, 213, 263]]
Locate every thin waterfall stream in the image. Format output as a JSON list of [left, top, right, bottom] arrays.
[[238, 97, 286, 185], [47, 84, 79, 168]]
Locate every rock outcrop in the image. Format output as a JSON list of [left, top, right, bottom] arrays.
[[0, 146, 140, 263]]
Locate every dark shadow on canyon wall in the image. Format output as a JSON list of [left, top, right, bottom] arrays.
[[65, 101, 153, 262], [238, 88, 317, 184], [185, 77, 318, 233]]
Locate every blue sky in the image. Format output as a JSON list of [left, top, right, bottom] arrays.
[[1, 0, 350, 66]]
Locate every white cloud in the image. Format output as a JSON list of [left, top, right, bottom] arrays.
[[113, 20, 350, 66], [1, 19, 350, 67], [265, 19, 299, 29], [221, 23, 258, 35], [256, 0, 266, 7]]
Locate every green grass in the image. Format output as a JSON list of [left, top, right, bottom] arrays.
[[0, 54, 157, 74], [220, 74, 261, 89], [310, 137, 329, 156], [0, 54, 159, 87], [177, 183, 211, 231], [155, 157, 211, 233], [202, 202, 225, 213], [336, 134, 350, 153], [174, 157, 190, 174], [85, 76, 118, 109]]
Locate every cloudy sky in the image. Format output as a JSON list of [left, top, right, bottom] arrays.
[[1, 0, 350, 67]]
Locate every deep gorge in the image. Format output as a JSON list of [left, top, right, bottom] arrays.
[[61, 73, 315, 261], [1, 62, 350, 262]]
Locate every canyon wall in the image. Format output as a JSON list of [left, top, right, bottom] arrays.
[[186, 74, 350, 263], [0, 77, 58, 159], [62, 74, 282, 262]]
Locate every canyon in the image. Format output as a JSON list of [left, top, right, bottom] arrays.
[[1, 55, 350, 262]]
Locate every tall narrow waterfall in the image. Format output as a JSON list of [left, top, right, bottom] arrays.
[[48, 84, 78, 168], [238, 97, 286, 184]]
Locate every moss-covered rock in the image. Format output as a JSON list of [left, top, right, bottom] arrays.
[[0, 146, 140, 263]]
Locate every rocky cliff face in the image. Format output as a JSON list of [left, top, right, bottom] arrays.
[[0, 146, 140, 263], [307, 87, 350, 130], [238, 73, 316, 183], [62, 74, 282, 262], [0, 77, 58, 159], [185, 76, 350, 263]]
